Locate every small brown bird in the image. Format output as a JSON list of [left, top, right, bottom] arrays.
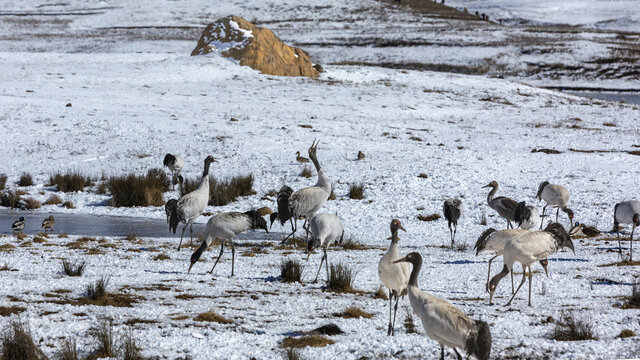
[[357, 151, 365, 160], [42, 215, 55, 232], [296, 151, 309, 163]]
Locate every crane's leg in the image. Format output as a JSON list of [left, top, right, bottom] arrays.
[[231, 240, 235, 277], [178, 222, 188, 251], [189, 220, 194, 246], [440, 345, 445, 360], [324, 248, 330, 283], [453, 348, 462, 360], [528, 265, 533, 306], [391, 295, 400, 336], [486, 254, 499, 292], [540, 205, 547, 229], [387, 291, 393, 336], [313, 250, 326, 283], [453, 223, 457, 245], [448, 223, 453, 246], [208, 240, 225, 274], [280, 218, 297, 245], [511, 269, 515, 294], [506, 219, 511, 229], [555, 208, 559, 223], [630, 224, 635, 262], [506, 266, 527, 306]]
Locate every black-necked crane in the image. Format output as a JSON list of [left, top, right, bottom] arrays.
[[482, 181, 519, 229], [41, 215, 55, 233], [613, 200, 640, 261], [163, 153, 184, 189], [378, 219, 410, 336], [12, 216, 25, 234], [488, 223, 574, 306], [295, 151, 309, 163], [269, 185, 295, 240], [286, 140, 331, 242], [394, 252, 492, 360], [188, 210, 268, 276], [536, 181, 573, 228], [307, 213, 344, 283], [474, 228, 548, 293], [168, 155, 215, 251], [514, 201, 540, 230], [443, 198, 462, 245]]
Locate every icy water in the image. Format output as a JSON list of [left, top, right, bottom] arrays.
[[568, 91, 640, 105], [0, 210, 204, 238]]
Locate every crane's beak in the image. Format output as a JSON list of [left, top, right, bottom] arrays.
[[399, 224, 406, 232], [393, 256, 408, 264], [188, 262, 195, 273], [482, 183, 491, 188]]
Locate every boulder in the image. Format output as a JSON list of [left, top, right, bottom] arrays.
[[191, 15, 320, 78]]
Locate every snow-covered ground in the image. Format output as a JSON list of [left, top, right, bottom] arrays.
[[1, 0, 640, 358]]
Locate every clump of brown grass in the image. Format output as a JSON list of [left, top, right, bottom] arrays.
[[418, 213, 441, 222], [404, 309, 417, 334], [57, 338, 79, 360], [299, 167, 313, 178], [349, 184, 364, 199], [62, 200, 75, 209], [0, 190, 20, 208], [16, 233, 27, 240], [86, 276, 110, 300], [334, 306, 374, 319], [194, 310, 233, 324], [0, 264, 12, 271], [44, 194, 63, 205], [550, 313, 597, 341], [618, 329, 635, 338], [1, 320, 48, 360], [121, 329, 145, 360], [0, 306, 26, 316], [125, 233, 136, 242], [374, 285, 389, 300], [19, 172, 33, 187], [280, 259, 303, 283], [417, 173, 428, 179], [62, 260, 86, 276], [285, 348, 304, 360], [328, 263, 354, 292], [107, 169, 169, 207], [25, 198, 41, 210], [625, 283, 640, 308], [89, 320, 116, 358], [49, 171, 92, 192], [58, 232, 69, 238], [281, 335, 334, 348], [181, 174, 255, 206], [0, 174, 6, 190], [152, 253, 170, 261]]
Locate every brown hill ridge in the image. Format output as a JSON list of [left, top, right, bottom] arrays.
[[191, 15, 320, 78]]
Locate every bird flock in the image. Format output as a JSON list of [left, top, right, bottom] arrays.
[[7, 139, 639, 359]]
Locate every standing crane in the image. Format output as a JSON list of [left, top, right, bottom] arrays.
[[474, 228, 548, 293], [41, 215, 55, 233], [488, 223, 574, 306], [443, 198, 462, 245], [514, 201, 540, 230], [482, 181, 519, 229], [613, 200, 640, 261], [168, 155, 215, 251], [307, 213, 344, 283], [188, 210, 268, 276], [163, 153, 184, 190], [394, 252, 492, 360], [536, 181, 573, 228], [269, 185, 295, 240], [378, 219, 410, 336], [284, 140, 331, 243]]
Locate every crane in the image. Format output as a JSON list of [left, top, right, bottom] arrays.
[[614, 200, 640, 261], [536, 181, 573, 228], [482, 181, 519, 229], [307, 213, 344, 283], [378, 219, 410, 336], [163, 153, 184, 190], [443, 198, 462, 245]]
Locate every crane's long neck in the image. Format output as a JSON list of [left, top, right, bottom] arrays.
[[487, 184, 497, 204], [311, 154, 331, 194], [391, 228, 399, 244], [407, 256, 422, 287], [197, 159, 212, 192]]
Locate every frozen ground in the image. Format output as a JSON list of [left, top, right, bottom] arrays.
[[1, 0, 640, 359]]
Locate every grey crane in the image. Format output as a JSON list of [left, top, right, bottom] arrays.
[[482, 181, 519, 229], [443, 198, 462, 245]]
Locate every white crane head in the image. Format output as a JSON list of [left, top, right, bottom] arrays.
[[482, 180, 498, 189], [536, 181, 550, 200], [390, 219, 406, 234]]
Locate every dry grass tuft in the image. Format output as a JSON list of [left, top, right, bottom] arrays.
[[418, 213, 441, 222], [280, 259, 303, 283], [0, 190, 21, 208], [19, 172, 33, 187], [550, 313, 597, 341], [334, 306, 374, 319], [349, 184, 364, 199], [0, 305, 26, 316], [622, 283, 640, 309], [374, 285, 389, 300], [310, 323, 344, 336], [339, 237, 372, 251], [107, 169, 170, 207], [285, 348, 304, 360], [49, 171, 92, 192], [0, 244, 17, 252], [89, 320, 116, 358], [86, 276, 109, 300], [181, 174, 255, 206], [16, 233, 27, 240], [1, 320, 48, 359], [44, 194, 63, 205], [0, 174, 7, 190], [0, 264, 12, 271], [125, 233, 136, 242], [618, 329, 635, 338], [328, 263, 355, 292], [25, 198, 41, 210], [299, 167, 313, 178], [121, 329, 145, 360], [194, 310, 233, 324], [152, 253, 170, 261], [62, 200, 75, 209], [281, 335, 334, 348], [58, 232, 69, 238], [417, 173, 428, 179], [57, 338, 79, 360], [62, 260, 86, 276], [404, 309, 417, 334]]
